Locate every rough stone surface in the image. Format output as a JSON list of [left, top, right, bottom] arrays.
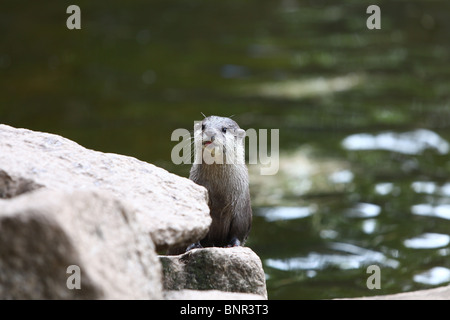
[[341, 285, 450, 300], [0, 189, 163, 299], [0, 125, 270, 300], [0, 124, 211, 251], [160, 247, 268, 299], [164, 289, 266, 300]]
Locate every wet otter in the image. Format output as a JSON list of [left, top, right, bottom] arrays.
[[186, 115, 252, 251]]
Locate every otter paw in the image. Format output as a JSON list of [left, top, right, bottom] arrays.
[[186, 242, 203, 252], [225, 237, 241, 247]]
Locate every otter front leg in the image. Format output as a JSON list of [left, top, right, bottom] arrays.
[[226, 204, 252, 248]]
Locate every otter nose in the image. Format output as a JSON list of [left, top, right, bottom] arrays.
[[203, 135, 215, 143], [203, 128, 216, 141]]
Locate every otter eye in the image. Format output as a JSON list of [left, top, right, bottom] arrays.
[[222, 127, 227, 133], [201, 124, 205, 131]]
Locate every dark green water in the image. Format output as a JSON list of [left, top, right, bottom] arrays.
[[2, 0, 450, 299]]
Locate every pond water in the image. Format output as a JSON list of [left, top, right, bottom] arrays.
[[1, 0, 450, 299]]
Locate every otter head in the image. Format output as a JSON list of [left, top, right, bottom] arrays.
[[194, 116, 246, 165]]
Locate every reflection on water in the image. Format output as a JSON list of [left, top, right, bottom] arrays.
[[342, 129, 450, 155], [266, 242, 399, 272], [414, 267, 450, 286], [374, 182, 395, 196], [328, 170, 354, 184], [319, 229, 339, 240], [411, 181, 438, 194], [220, 64, 249, 79], [244, 74, 364, 99], [362, 219, 377, 234], [411, 181, 450, 197], [252, 136, 450, 298], [257, 206, 315, 222], [345, 203, 381, 218], [411, 181, 450, 221], [411, 204, 450, 220], [403, 233, 450, 249]]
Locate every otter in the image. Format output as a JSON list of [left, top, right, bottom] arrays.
[[171, 116, 252, 253], [188, 115, 252, 249]]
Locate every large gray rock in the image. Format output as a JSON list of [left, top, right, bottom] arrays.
[[0, 125, 269, 300], [0, 124, 211, 251], [160, 247, 268, 299], [0, 189, 162, 299]]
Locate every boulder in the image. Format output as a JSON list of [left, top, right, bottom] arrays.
[[0, 124, 211, 251], [0, 189, 162, 299], [160, 247, 268, 299], [0, 124, 269, 300]]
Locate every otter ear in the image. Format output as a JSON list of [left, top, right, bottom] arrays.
[[236, 128, 246, 139]]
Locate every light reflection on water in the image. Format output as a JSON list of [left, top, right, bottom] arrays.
[[413, 267, 450, 286], [257, 206, 316, 222], [328, 169, 354, 184], [411, 181, 450, 197], [255, 127, 450, 298], [374, 182, 395, 196], [341, 129, 450, 155], [258, 127, 450, 297], [403, 233, 450, 249], [362, 219, 377, 234], [345, 202, 381, 218], [411, 204, 450, 220], [266, 242, 399, 272]]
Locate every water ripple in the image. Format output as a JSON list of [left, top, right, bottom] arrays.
[[258, 206, 315, 222], [266, 242, 399, 271], [411, 204, 450, 220], [345, 203, 381, 218], [403, 233, 450, 249], [342, 129, 449, 155], [413, 267, 450, 285]]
